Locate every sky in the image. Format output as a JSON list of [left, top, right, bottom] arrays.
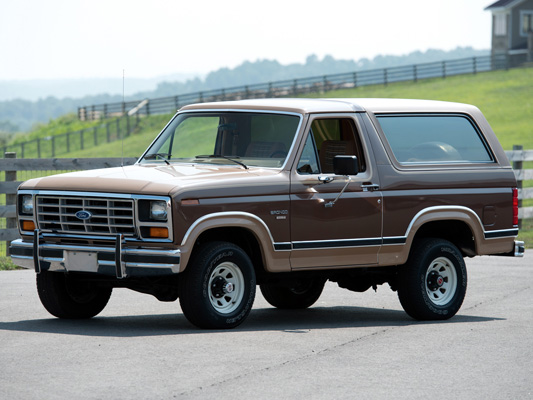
[[0, 0, 494, 81]]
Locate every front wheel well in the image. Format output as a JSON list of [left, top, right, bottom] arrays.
[[413, 220, 476, 257], [193, 227, 265, 274]]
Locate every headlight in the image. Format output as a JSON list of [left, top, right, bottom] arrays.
[[20, 195, 34, 215], [150, 200, 168, 221]]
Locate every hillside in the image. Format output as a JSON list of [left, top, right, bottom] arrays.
[[56, 68, 532, 160], [0, 47, 489, 132]]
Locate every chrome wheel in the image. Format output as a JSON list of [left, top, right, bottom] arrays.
[[208, 261, 245, 314], [425, 256, 458, 306]]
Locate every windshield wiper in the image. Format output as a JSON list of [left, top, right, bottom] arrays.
[[195, 154, 248, 169], [144, 153, 171, 165]]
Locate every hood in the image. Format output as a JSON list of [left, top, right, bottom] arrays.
[[20, 163, 280, 196]]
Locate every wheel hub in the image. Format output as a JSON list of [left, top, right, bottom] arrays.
[[427, 271, 444, 291], [211, 276, 234, 298]]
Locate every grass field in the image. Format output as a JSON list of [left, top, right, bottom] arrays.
[[1, 68, 531, 269]]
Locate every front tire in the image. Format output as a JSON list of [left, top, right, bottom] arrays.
[[179, 242, 256, 329], [397, 238, 467, 320], [36, 271, 112, 319], [260, 278, 325, 309]]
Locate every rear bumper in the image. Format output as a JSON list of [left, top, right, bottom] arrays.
[[500, 240, 525, 257], [10, 237, 181, 278]]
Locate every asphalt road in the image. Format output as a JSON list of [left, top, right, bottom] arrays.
[[0, 254, 531, 400]]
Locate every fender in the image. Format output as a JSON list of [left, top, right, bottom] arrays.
[[380, 206, 490, 266], [179, 212, 291, 273]]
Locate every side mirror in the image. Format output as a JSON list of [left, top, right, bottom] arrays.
[[333, 155, 358, 176]]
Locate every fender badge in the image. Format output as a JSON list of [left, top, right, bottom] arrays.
[[75, 210, 93, 220]]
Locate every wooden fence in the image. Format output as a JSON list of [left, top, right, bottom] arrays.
[[0, 148, 531, 256], [1, 108, 141, 159], [0, 154, 136, 255], [1, 55, 512, 160], [78, 55, 509, 121]]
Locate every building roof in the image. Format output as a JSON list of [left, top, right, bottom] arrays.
[[485, 0, 525, 11]]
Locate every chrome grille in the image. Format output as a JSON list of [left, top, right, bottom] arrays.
[[36, 195, 136, 236]]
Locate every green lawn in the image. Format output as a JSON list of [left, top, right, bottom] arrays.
[[1, 68, 531, 262], [307, 68, 533, 150]]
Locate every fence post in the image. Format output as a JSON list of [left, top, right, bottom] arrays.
[[20, 142, 25, 158], [473, 57, 477, 74], [384, 69, 388, 86], [106, 122, 110, 143], [103, 104, 108, 119], [352, 72, 357, 88], [5, 152, 16, 256], [442, 61, 446, 79], [126, 115, 130, 136], [80, 130, 84, 150], [37, 138, 41, 158], [413, 65, 418, 83], [513, 145, 523, 228], [93, 126, 98, 146], [67, 132, 70, 153], [51, 136, 55, 157]]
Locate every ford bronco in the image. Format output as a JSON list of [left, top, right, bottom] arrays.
[[10, 98, 525, 329]]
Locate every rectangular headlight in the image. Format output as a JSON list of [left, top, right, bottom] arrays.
[[150, 200, 168, 221], [20, 194, 34, 215]]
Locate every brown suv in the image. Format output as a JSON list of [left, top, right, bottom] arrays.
[[10, 98, 524, 329]]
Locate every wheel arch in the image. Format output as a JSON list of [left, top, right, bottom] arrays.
[[178, 212, 290, 273], [404, 206, 484, 258]]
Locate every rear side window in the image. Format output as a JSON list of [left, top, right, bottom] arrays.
[[376, 114, 493, 164]]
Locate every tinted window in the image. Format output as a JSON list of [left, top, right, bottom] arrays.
[[376, 115, 493, 164], [297, 118, 366, 174]]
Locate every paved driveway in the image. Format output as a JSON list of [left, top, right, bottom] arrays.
[[0, 254, 531, 399]]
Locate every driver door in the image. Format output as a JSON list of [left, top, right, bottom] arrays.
[[289, 115, 382, 269]]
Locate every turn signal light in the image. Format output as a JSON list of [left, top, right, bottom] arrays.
[[148, 227, 169, 238], [21, 220, 35, 231]]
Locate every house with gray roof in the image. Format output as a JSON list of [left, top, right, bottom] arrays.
[[485, 0, 533, 66]]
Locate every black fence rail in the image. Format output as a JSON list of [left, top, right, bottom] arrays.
[[78, 55, 509, 121], [1, 114, 140, 159]]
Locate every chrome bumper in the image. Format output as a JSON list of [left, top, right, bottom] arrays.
[[10, 236, 181, 278], [513, 240, 525, 257], [500, 240, 525, 257]]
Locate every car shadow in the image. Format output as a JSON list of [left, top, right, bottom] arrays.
[[0, 305, 504, 337]]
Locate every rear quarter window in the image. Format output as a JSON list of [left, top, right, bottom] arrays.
[[376, 114, 493, 164]]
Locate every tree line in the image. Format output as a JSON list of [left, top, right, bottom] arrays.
[[0, 47, 488, 134]]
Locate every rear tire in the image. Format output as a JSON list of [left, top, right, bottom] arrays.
[[179, 242, 256, 329], [397, 238, 467, 320], [37, 271, 112, 319], [260, 278, 325, 309]]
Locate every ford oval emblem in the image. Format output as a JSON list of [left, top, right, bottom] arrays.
[[75, 210, 92, 220]]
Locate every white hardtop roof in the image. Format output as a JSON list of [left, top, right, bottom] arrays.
[[179, 98, 478, 115]]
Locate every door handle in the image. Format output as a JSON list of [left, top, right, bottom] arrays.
[[361, 183, 380, 192], [318, 176, 334, 184]]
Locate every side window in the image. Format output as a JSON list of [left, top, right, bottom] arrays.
[[297, 133, 320, 174], [376, 114, 493, 164], [297, 118, 366, 174]]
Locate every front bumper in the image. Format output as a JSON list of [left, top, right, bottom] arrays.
[[10, 235, 181, 278]]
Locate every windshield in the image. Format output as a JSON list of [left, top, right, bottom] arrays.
[[140, 111, 301, 168]]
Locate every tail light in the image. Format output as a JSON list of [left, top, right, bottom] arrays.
[[512, 188, 519, 226]]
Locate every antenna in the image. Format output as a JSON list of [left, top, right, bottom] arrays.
[[121, 69, 125, 167]]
